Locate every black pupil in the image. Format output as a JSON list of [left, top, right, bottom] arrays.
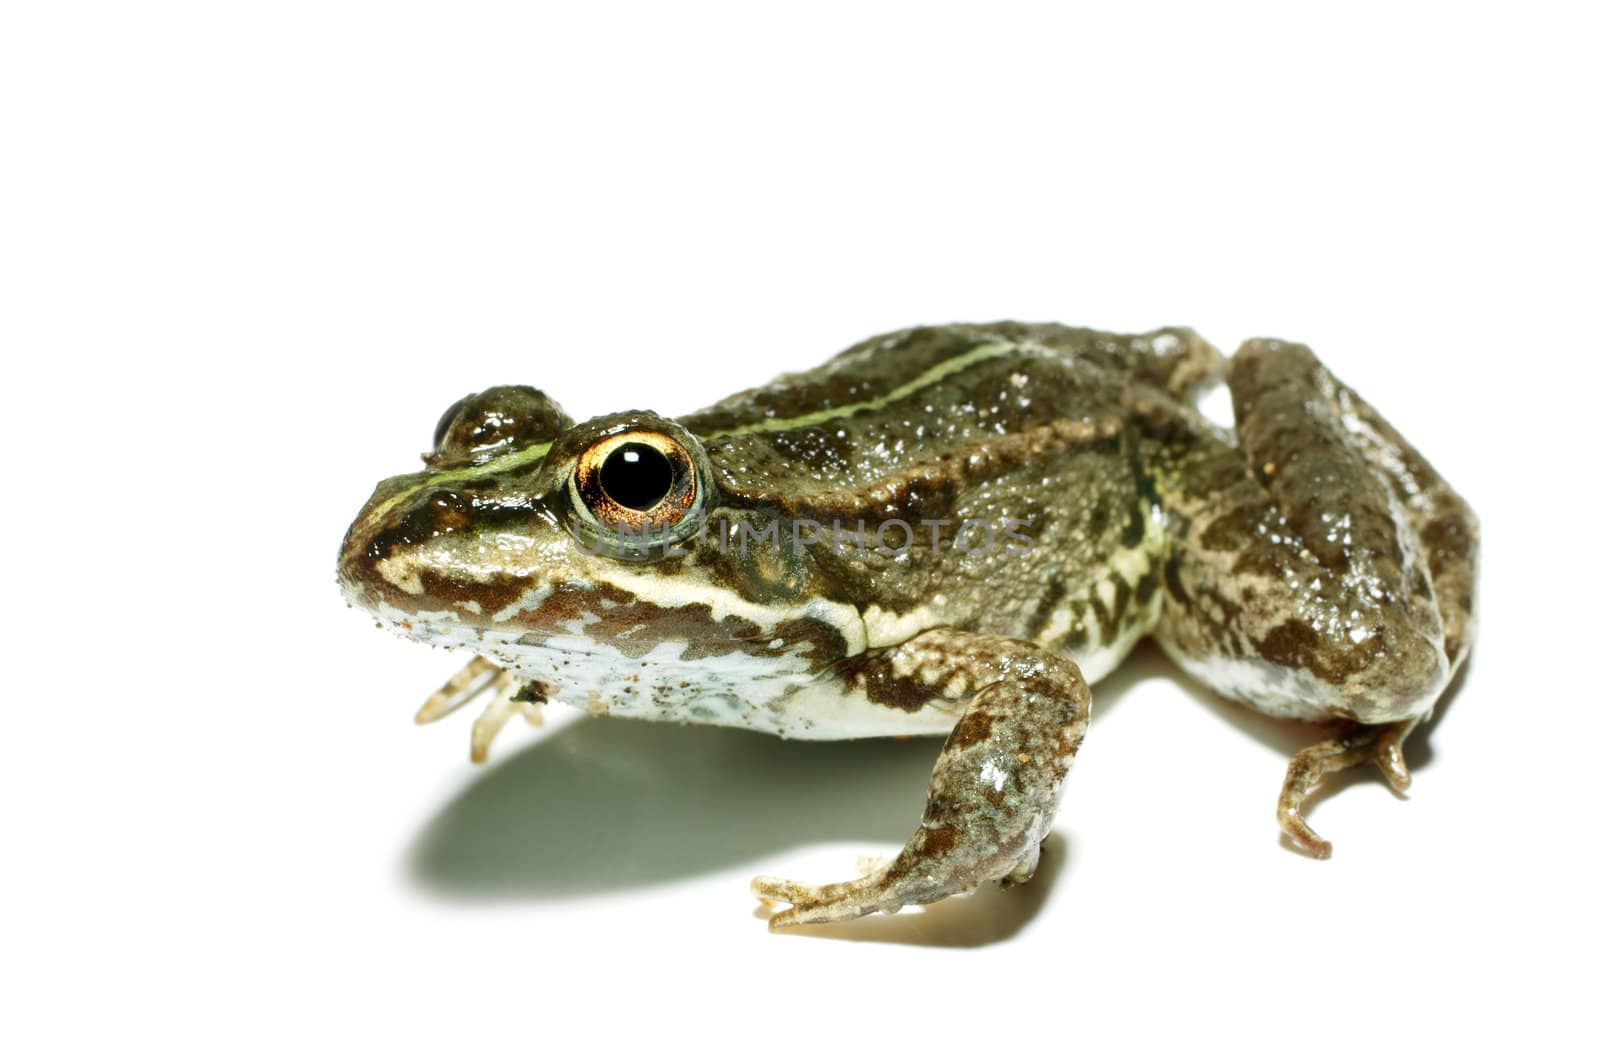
[[599, 443, 674, 511]]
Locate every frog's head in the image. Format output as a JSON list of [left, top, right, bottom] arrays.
[[337, 387, 854, 669]]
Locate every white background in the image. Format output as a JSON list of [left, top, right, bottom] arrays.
[[4, 3, 1595, 1061]]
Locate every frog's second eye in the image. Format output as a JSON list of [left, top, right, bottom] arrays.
[[433, 395, 471, 451], [570, 430, 702, 542], [430, 386, 574, 464]]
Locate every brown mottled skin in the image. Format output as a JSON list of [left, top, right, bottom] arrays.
[[753, 629, 1089, 924], [338, 322, 1478, 927]]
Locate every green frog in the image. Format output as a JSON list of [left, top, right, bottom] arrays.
[[337, 322, 1478, 928]]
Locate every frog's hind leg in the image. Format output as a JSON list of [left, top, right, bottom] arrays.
[[1153, 338, 1478, 857], [752, 629, 1090, 929]]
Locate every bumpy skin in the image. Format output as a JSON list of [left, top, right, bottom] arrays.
[[753, 629, 1089, 925], [337, 322, 1477, 927], [1149, 339, 1477, 855]]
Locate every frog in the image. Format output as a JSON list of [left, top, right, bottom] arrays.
[[336, 322, 1478, 929]]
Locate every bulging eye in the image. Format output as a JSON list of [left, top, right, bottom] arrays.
[[429, 386, 573, 464], [570, 429, 704, 549], [433, 395, 471, 451]]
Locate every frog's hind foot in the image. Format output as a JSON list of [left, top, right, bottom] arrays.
[[1278, 721, 1413, 859], [413, 657, 548, 763]]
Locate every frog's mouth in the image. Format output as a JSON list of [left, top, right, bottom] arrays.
[[352, 585, 842, 670], [356, 587, 828, 717]]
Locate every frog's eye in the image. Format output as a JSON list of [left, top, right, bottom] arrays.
[[430, 386, 573, 465], [569, 430, 703, 550], [433, 395, 471, 451]]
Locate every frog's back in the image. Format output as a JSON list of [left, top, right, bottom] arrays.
[[681, 321, 1216, 508], [680, 322, 1218, 676]]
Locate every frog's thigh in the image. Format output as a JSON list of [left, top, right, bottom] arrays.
[[752, 629, 1090, 929], [1155, 338, 1477, 857]]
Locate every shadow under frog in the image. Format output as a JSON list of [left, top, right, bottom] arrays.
[[406, 642, 1463, 941], [404, 711, 1070, 948], [406, 714, 945, 899], [404, 648, 1134, 943]]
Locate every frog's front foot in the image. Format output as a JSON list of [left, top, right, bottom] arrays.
[[753, 841, 1041, 929], [752, 868, 906, 928], [1278, 721, 1414, 859], [414, 657, 549, 763], [753, 628, 1089, 930]]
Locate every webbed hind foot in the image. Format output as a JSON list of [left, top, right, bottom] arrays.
[[1278, 720, 1413, 859]]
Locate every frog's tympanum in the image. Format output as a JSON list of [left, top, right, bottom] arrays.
[[338, 323, 1477, 928]]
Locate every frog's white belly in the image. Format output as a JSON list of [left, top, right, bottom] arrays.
[[370, 583, 1148, 740], [498, 633, 964, 739], [375, 601, 962, 739]]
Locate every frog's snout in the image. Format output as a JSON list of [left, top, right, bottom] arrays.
[[335, 493, 393, 614], [336, 474, 447, 614], [337, 474, 576, 632]]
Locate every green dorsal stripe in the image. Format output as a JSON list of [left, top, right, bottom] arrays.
[[365, 342, 1018, 527], [362, 440, 555, 527], [701, 342, 1017, 438]]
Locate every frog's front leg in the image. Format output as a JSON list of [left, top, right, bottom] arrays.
[[413, 656, 549, 763], [752, 629, 1090, 929], [1155, 338, 1478, 857]]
